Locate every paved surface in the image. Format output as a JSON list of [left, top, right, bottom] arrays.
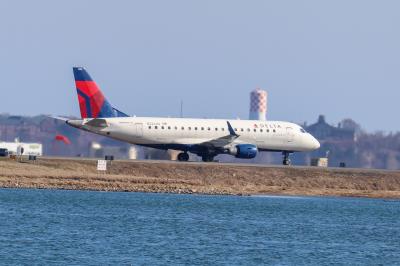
[[39, 156, 399, 173]]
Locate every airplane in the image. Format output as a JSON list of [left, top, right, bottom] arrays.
[[63, 67, 320, 165]]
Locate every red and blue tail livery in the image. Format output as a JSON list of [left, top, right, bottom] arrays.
[[73, 67, 128, 119]]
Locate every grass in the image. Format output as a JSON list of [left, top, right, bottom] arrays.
[[1, 157, 400, 198]]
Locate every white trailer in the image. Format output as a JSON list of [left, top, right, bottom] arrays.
[[0, 141, 43, 156]]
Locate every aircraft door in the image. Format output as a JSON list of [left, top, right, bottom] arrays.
[[135, 123, 143, 137], [286, 127, 294, 142]]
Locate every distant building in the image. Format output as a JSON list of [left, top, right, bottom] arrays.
[[306, 115, 356, 142], [249, 88, 267, 121], [88, 141, 138, 159]]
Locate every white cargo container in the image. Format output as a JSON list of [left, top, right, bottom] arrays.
[[310, 157, 328, 167], [0, 141, 43, 156]]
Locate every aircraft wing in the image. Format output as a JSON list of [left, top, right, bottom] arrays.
[[170, 122, 240, 148], [198, 121, 239, 149]]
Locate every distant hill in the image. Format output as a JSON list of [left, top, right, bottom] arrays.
[[0, 114, 127, 157], [292, 115, 400, 169]]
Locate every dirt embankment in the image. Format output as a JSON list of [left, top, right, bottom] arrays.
[[1, 158, 400, 198]]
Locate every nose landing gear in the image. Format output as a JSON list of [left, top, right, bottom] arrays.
[[282, 151, 292, 166], [177, 152, 189, 162]]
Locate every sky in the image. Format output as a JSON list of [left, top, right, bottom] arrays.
[[0, 0, 399, 132]]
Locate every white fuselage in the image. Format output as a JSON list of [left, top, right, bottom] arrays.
[[68, 117, 320, 153]]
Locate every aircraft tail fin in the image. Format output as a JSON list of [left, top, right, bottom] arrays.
[[73, 67, 129, 119]]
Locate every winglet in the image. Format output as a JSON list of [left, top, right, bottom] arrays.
[[227, 121, 239, 136]]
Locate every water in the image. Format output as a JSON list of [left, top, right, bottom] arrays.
[[0, 189, 399, 265]]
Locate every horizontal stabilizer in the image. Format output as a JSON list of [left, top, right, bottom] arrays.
[[50, 116, 69, 121], [84, 118, 108, 128]]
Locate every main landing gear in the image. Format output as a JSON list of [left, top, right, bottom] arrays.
[[177, 152, 189, 162], [201, 154, 215, 162], [177, 152, 215, 162], [282, 151, 292, 166]]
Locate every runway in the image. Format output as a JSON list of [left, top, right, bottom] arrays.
[[40, 156, 399, 173]]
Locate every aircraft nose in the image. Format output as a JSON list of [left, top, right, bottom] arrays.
[[305, 134, 320, 150], [311, 136, 320, 150]]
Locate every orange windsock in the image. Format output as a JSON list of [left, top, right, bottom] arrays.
[[55, 135, 71, 145]]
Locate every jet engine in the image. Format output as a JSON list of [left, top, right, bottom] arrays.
[[229, 144, 258, 159]]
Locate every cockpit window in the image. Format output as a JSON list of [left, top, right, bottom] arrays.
[[300, 128, 306, 133]]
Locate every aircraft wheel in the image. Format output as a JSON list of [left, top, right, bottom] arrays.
[[282, 152, 292, 166], [201, 155, 214, 162], [177, 152, 189, 162]]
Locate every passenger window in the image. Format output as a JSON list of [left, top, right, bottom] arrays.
[[260, 129, 263, 132], [168, 126, 171, 130], [247, 128, 250, 132], [155, 126, 158, 129], [174, 126, 178, 130], [273, 129, 276, 133], [241, 128, 244, 132], [161, 126, 164, 129], [148, 126, 151, 129], [221, 128, 224, 131], [215, 128, 218, 131], [201, 127, 204, 130], [188, 127, 191, 130], [253, 129, 257, 132], [234, 128, 237, 131], [267, 129, 270, 133], [181, 126, 184, 130], [195, 127, 198, 130], [208, 127, 211, 131]]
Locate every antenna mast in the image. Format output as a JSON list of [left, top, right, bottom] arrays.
[[180, 100, 183, 118]]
